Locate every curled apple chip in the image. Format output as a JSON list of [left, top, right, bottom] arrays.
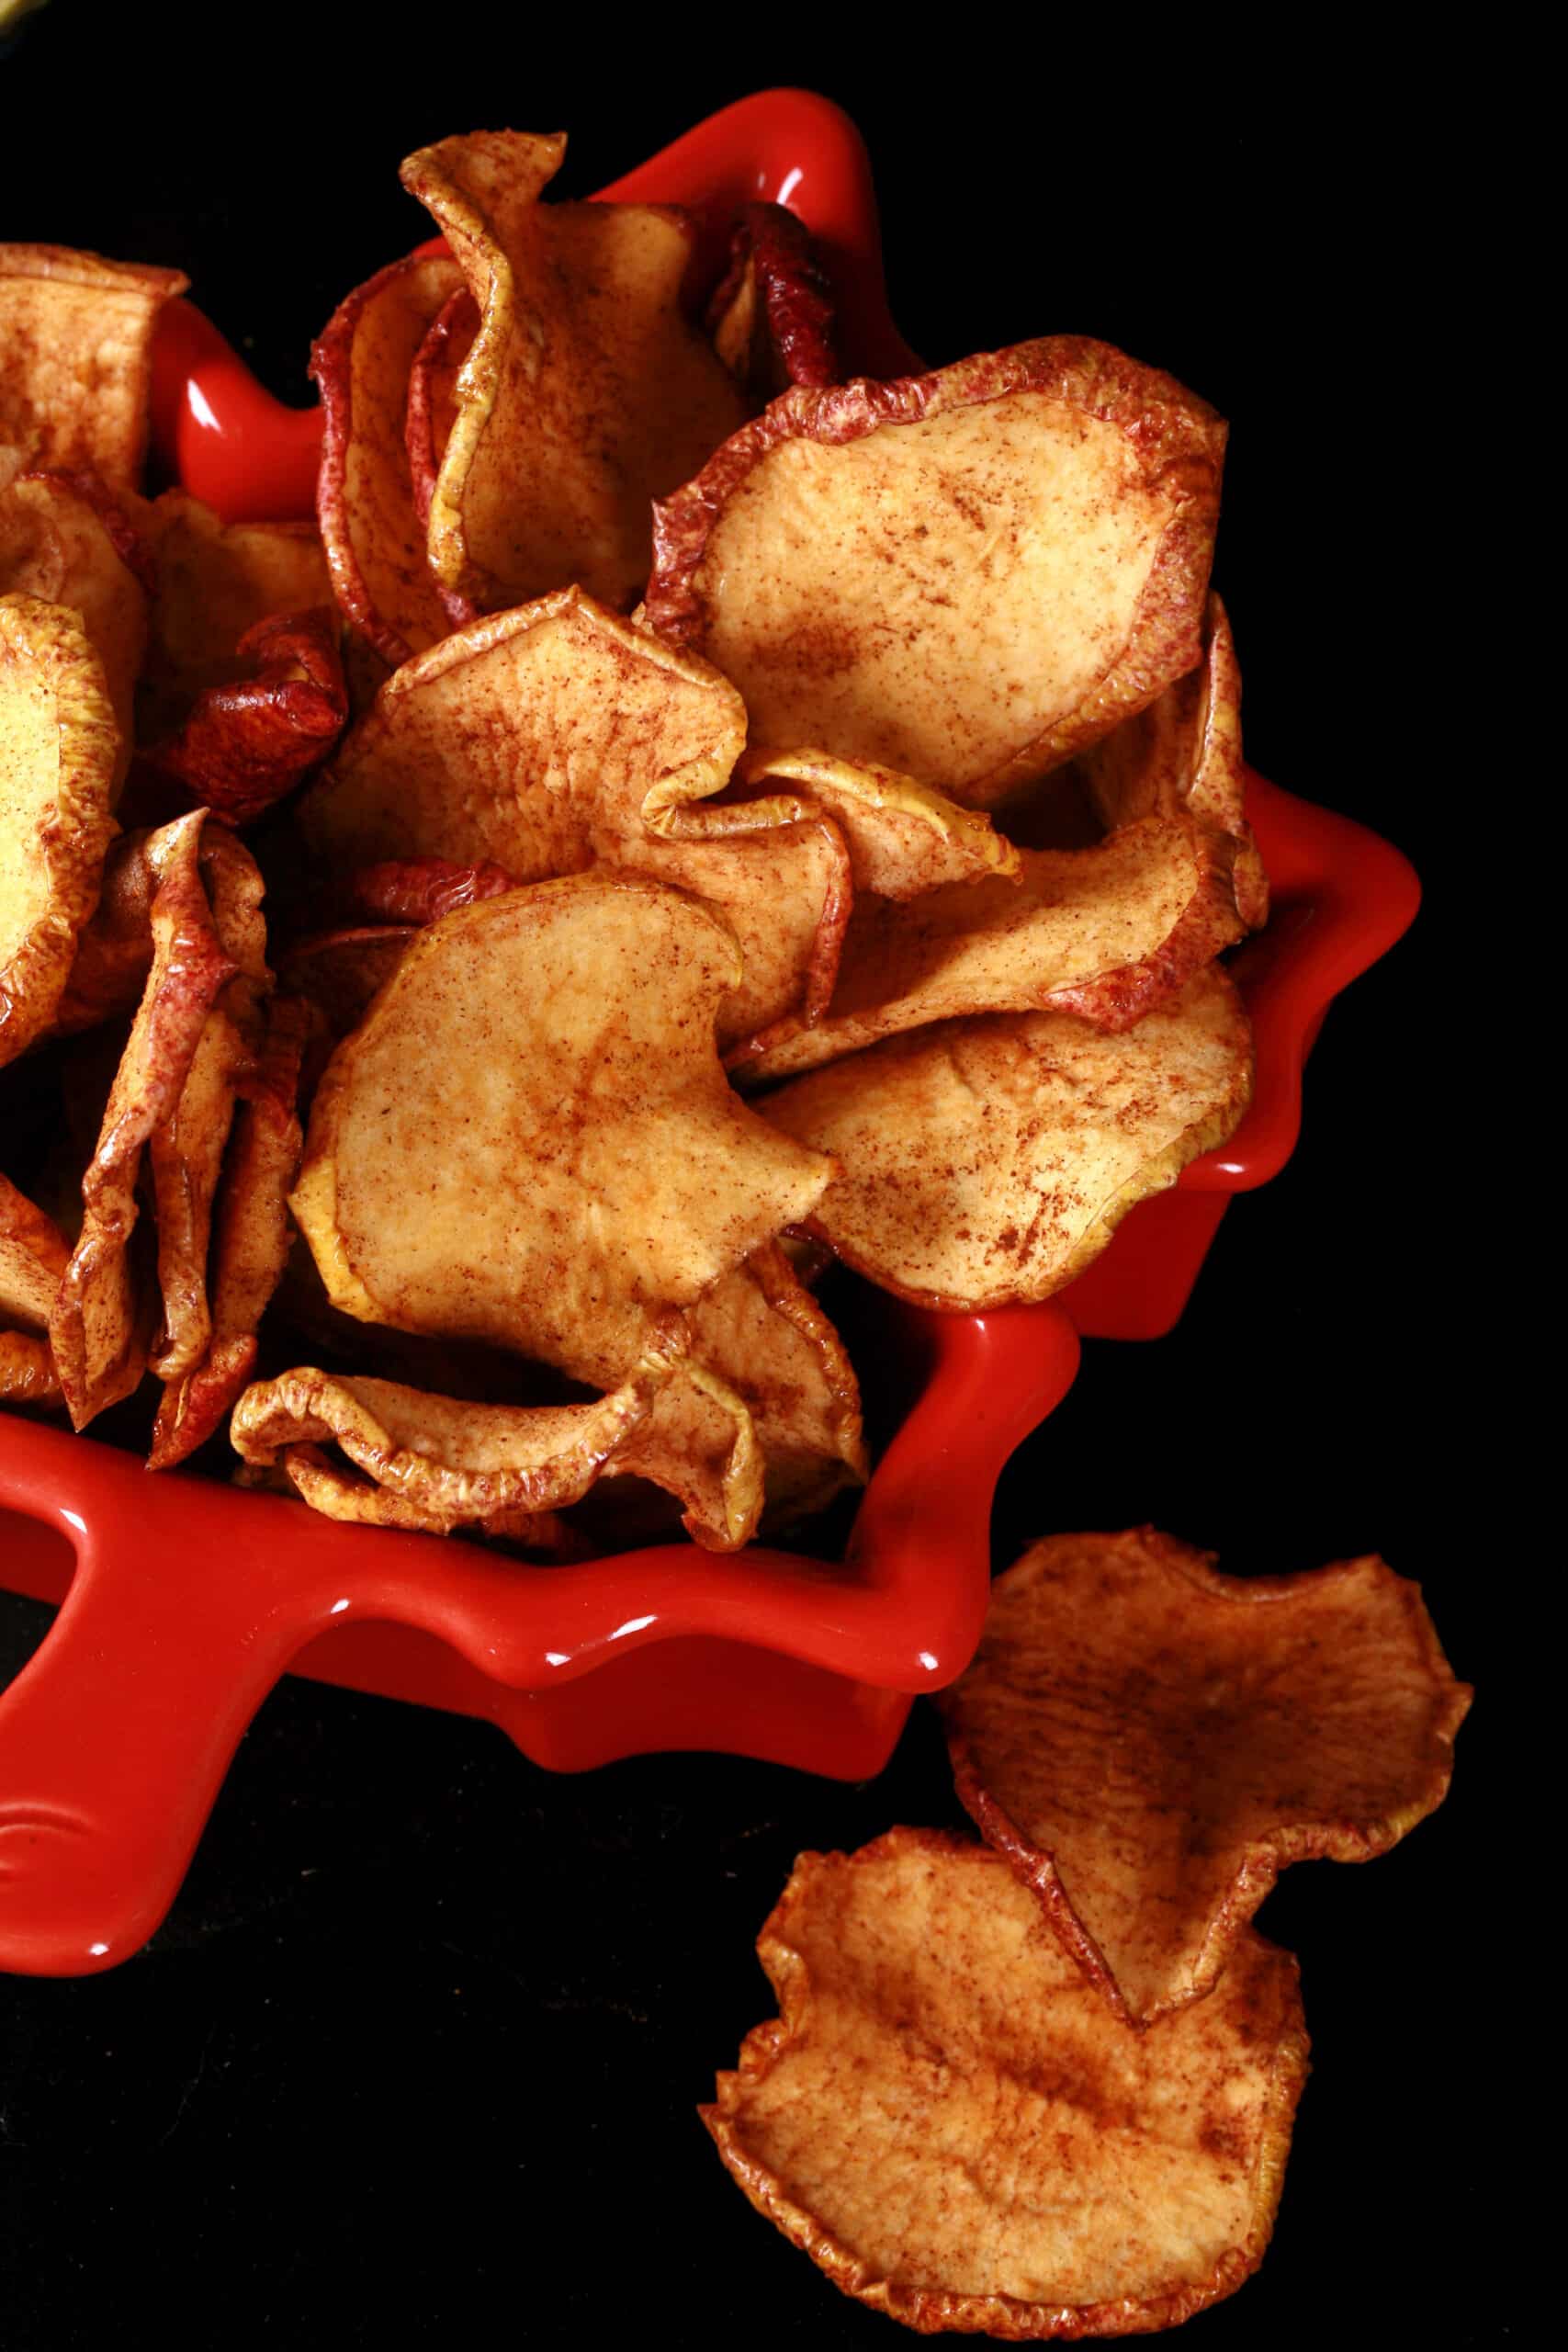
[[1, 592, 118, 1067], [732, 746, 1019, 899], [342, 856, 518, 927], [1073, 595, 1267, 930], [231, 1335, 684, 1529], [400, 130, 747, 613], [706, 203, 839, 399], [0, 469, 147, 782], [138, 490, 333, 733], [1, 1169, 69, 1333], [310, 252, 468, 666], [763, 966, 1251, 1309], [0, 1329, 61, 1409], [648, 337, 1225, 808], [146, 607, 348, 825], [298, 589, 747, 876], [262, 1447, 578, 1552], [739, 813, 1243, 1084], [705, 1829, 1308, 2337], [290, 875, 833, 1396], [940, 1531, 1470, 2027], [0, 244, 187, 487], [406, 284, 479, 536]]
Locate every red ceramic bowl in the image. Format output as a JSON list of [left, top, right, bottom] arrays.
[[0, 91, 1418, 1976]]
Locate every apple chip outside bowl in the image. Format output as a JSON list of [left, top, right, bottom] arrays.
[[0, 90, 1419, 1977]]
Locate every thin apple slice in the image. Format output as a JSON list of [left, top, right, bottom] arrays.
[[648, 337, 1225, 808], [310, 252, 468, 666], [406, 283, 479, 537], [732, 746, 1019, 898], [48, 811, 234, 1423], [0, 244, 186, 487], [137, 490, 333, 737], [400, 130, 748, 613], [1, 469, 147, 788], [231, 1338, 685, 1528], [707, 203, 839, 400], [704, 1830, 1308, 2336], [50, 828, 159, 1035], [263, 1447, 579, 1551], [290, 875, 833, 1396], [0, 1169, 69, 1333], [0, 1329, 60, 1409], [151, 994, 311, 1468], [762, 965, 1252, 1309], [1, 592, 118, 1067], [341, 857, 519, 926], [939, 1530, 1470, 2025], [738, 813, 1243, 1083], [145, 607, 348, 826], [279, 924, 414, 1040]]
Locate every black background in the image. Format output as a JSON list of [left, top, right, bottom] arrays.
[[2, 12, 1504, 2346]]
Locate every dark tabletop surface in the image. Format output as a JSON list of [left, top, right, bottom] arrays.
[[2, 17, 1504, 2345]]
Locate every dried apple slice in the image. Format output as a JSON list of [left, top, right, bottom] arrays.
[[298, 588, 747, 876], [707, 203, 839, 399], [146, 607, 348, 825], [940, 1530, 1470, 2026], [0, 244, 187, 487], [1, 1169, 68, 1333], [0, 1329, 60, 1409], [50, 828, 158, 1035], [138, 490, 333, 736], [705, 1829, 1308, 2335], [400, 130, 748, 613], [264, 1447, 578, 1551], [231, 1334, 685, 1529], [732, 746, 1019, 898], [1, 469, 147, 785], [763, 965, 1252, 1309], [406, 283, 479, 536], [279, 924, 415, 1039], [310, 252, 468, 666], [290, 875, 833, 1395], [1, 592, 118, 1067], [739, 813, 1243, 1083], [648, 337, 1225, 807], [342, 857, 518, 926]]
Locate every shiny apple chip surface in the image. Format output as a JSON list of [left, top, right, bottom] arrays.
[[146, 608, 347, 827], [940, 1530, 1470, 2025], [762, 965, 1251, 1308], [1, 592, 118, 1067], [0, 244, 186, 487], [705, 1830, 1308, 2338], [648, 337, 1225, 808], [290, 874, 833, 1392], [400, 130, 747, 613]]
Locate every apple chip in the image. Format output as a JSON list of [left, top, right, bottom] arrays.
[[0, 244, 187, 487], [298, 589, 747, 877], [763, 966, 1251, 1308], [1, 592, 118, 1067], [342, 857, 518, 926], [138, 490, 333, 733], [647, 337, 1225, 807], [0, 1329, 60, 1409], [732, 747, 1019, 899], [400, 130, 748, 613], [1, 1169, 69, 1333], [279, 924, 414, 1038], [290, 875, 833, 1397], [940, 1531, 1471, 2026], [146, 607, 348, 825], [150, 994, 310, 1468], [0, 469, 147, 781], [260, 1446, 578, 1551], [705, 1829, 1307, 2336], [406, 283, 479, 535], [739, 813, 1243, 1084], [1072, 595, 1267, 930], [231, 1334, 684, 1528], [310, 252, 468, 666], [48, 811, 239, 1425], [706, 203, 839, 399]]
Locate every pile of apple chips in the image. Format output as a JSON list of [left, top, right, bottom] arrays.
[[706, 1530, 1468, 2335], [6, 131, 1266, 1551]]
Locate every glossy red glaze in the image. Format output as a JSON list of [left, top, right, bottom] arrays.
[[0, 89, 1418, 1973]]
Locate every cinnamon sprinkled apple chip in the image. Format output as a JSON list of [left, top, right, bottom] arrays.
[[705, 1829, 1308, 2338], [137, 490, 333, 737], [939, 1530, 1471, 2025], [0, 469, 147, 787], [146, 607, 348, 826], [706, 203, 839, 399], [0, 1170, 68, 1408], [0, 244, 186, 488]]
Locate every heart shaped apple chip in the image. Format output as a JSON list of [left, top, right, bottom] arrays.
[[704, 1829, 1308, 2337], [0, 244, 187, 489], [647, 337, 1225, 808], [939, 1531, 1471, 2026], [761, 965, 1252, 1309], [400, 130, 747, 614]]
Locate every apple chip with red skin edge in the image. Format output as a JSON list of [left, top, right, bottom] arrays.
[[762, 965, 1251, 1311], [258, 1447, 581, 1554], [706, 203, 840, 400], [731, 746, 1020, 899], [1, 592, 119, 1069], [136, 490, 333, 739], [738, 812, 1243, 1085], [48, 810, 235, 1425], [405, 285, 479, 540], [310, 251, 470, 667], [342, 856, 518, 927], [0, 245, 187, 488], [289, 874, 833, 1403], [647, 336, 1225, 809], [1, 469, 147, 788], [145, 607, 348, 826], [400, 130, 748, 615], [49, 828, 158, 1035], [938, 1530, 1471, 2027], [0, 1330, 60, 1409], [705, 1828, 1308, 2339]]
